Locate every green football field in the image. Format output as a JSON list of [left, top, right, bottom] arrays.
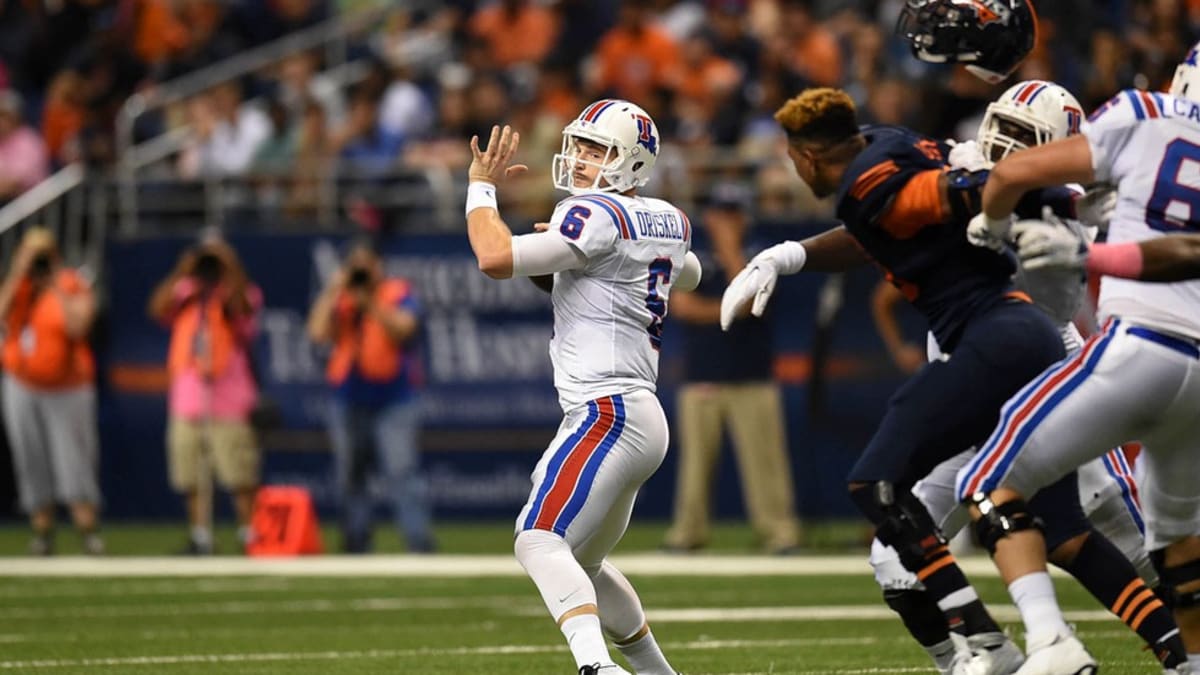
[[0, 522, 1168, 674]]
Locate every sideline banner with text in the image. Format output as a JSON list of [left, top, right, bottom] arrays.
[[99, 230, 912, 523]]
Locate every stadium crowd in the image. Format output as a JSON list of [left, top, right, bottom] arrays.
[[0, 0, 1193, 225]]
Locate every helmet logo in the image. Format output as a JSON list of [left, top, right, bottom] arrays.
[[1188, 48, 1199, 67], [970, 0, 1001, 24], [1063, 106, 1082, 134], [633, 114, 658, 156]]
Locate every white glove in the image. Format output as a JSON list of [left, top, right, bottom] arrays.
[[966, 212, 1014, 252], [947, 139, 991, 172], [719, 241, 807, 331], [1074, 186, 1117, 233], [1012, 210, 1090, 272]]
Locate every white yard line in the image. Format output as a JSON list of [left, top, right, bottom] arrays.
[[0, 554, 1067, 578], [0, 637, 875, 670]]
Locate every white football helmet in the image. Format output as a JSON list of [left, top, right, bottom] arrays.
[[977, 80, 1084, 163], [1170, 42, 1200, 102], [552, 99, 660, 195]]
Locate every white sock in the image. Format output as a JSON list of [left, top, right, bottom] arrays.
[[1008, 572, 1069, 645], [191, 526, 212, 547], [560, 614, 612, 669], [1188, 654, 1200, 672], [590, 561, 675, 675], [615, 629, 674, 675], [925, 637, 959, 674]]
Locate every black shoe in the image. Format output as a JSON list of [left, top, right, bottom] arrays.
[[407, 535, 436, 554], [82, 533, 106, 556], [578, 664, 627, 675], [29, 534, 53, 556], [175, 539, 214, 556], [660, 542, 704, 555]]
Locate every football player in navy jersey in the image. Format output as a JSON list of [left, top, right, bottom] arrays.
[[722, 88, 1187, 674]]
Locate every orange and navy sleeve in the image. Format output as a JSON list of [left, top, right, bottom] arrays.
[[837, 135, 950, 240]]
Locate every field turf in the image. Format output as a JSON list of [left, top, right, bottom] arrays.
[[0, 522, 1166, 674]]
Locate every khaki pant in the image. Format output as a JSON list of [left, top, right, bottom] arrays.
[[167, 418, 260, 492], [664, 382, 801, 552]]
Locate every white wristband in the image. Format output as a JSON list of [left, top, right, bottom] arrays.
[[773, 241, 808, 275], [466, 182, 498, 217]]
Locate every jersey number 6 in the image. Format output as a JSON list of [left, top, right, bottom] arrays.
[[1147, 139, 1200, 232], [560, 205, 591, 240], [645, 258, 673, 350]]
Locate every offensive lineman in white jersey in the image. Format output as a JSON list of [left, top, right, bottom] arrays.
[[465, 100, 700, 675], [867, 79, 1162, 675], [956, 45, 1200, 675]]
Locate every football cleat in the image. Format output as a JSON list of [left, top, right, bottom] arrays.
[[578, 664, 631, 675], [951, 631, 1025, 675], [1014, 630, 1097, 675]]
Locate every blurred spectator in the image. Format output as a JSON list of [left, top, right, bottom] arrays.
[[706, 0, 761, 82], [591, 0, 681, 103], [373, 5, 461, 78], [178, 80, 272, 178], [41, 70, 87, 167], [0, 228, 103, 556], [379, 66, 435, 140], [663, 184, 802, 555], [469, 0, 560, 69], [675, 31, 740, 119], [276, 50, 345, 128], [330, 85, 402, 175], [0, 90, 48, 200], [306, 239, 432, 554], [781, 0, 843, 87], [147, 234, 263, 555], [402, 64, 473, 172]]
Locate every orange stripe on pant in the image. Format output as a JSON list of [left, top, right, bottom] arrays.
[[532, 398, 617, 532], [916, 554, 956, 581]]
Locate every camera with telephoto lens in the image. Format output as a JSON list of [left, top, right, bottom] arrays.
[[193, 250, 223, 285], [28, 253, 51, 279], [347, 267, 372, 288]]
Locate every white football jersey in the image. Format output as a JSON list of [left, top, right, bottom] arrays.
[[1086, 90, 1200, 339], [541, 191, 692, 412]]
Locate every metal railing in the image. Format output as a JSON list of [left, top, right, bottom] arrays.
[[115, 4, 389, 234], [0, 164, 109, 278]]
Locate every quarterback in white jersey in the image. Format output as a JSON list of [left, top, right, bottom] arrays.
[[465, 101, 699, 675], [956, 46, 1200, 675]]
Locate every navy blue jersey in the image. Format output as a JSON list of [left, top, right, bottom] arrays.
[[835, 125, 1018, 350]]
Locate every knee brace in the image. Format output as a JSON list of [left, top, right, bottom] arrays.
[[1150, 550, 1200, 609], [969, 494, 1043, 554], [851, 481, 946, 573]]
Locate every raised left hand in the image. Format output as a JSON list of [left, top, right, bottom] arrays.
[[468, 125, 529, 186]]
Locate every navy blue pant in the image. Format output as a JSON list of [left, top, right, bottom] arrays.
[[849, 300, 1065, 489], [849, 299, 1092, 545]]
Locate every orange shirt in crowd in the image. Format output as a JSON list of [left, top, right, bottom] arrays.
[[326, 278, 413, 385], [675, 55, 740, 112], [134, 0, 191, 64], [41, 97, 84, 161], [792, 28, 843, 87], [595, 25, 681, 102], [469, 2, 560, 68], [2, 269, 94, 389]]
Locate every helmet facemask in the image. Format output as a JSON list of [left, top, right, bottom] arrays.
[[552, 134, 624, 195], [978, 112, 1046, 163]]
